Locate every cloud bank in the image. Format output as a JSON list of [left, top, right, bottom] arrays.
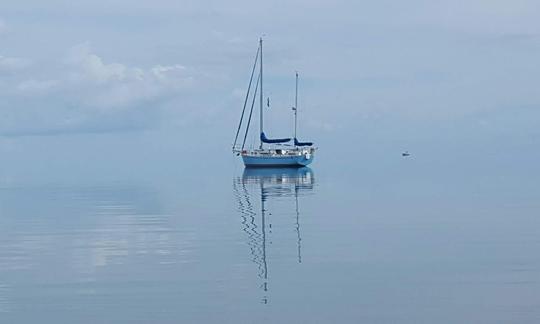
[[0, 42, 200, 136], [66, 43, 194, 109]]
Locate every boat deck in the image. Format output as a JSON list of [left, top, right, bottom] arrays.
[[238, 147, 315, 157]]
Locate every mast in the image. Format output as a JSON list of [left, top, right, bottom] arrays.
[[260, 181, 268, 303], [294, 72, 298, 146], [259, 37, 264, 150], [295, 183, 302, 263]]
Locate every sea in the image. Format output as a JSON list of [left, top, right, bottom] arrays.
[[0, 130, 539, 323]]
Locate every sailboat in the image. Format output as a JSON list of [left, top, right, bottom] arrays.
[[232, 38, 316, 167]]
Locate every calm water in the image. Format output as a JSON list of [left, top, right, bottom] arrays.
[[1, 140, 539, 323]]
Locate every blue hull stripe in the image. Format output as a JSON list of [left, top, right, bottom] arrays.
[[242, 155, 314, 167]]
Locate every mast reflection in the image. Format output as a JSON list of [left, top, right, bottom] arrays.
[[233, 167, 315, 304]]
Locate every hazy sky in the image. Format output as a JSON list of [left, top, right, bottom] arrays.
[[1, 0, 539, 156]]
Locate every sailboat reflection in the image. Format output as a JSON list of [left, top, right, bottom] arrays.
[[233, 167, 315, 304]]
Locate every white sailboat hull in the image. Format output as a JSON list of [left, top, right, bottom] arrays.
[[241, 148, 315, 167]]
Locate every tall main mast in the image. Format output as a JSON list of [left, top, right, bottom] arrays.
[[259, 38, 264, 149]]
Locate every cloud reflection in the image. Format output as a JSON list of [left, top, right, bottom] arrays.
[[0, 184, 193, 279]]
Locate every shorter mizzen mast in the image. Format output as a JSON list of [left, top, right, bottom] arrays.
[[293, 72, 313, 147], [293, 72, 298, 147]]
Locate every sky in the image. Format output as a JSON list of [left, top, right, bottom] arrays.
[[1, 3, 540, 321], [1, 0, 540, 179]]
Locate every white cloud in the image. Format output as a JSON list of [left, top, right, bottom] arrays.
[[68, 43, 143, 83], [0, 42, 201, 135], [65, 43, 195, 109], [0, 55, 31, 72], [151, 64, 192, 85], [67, 43, 193, 88]]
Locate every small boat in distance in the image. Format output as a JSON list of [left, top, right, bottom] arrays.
[[402, 151, 411, 157], [232, 38, 316, 167]]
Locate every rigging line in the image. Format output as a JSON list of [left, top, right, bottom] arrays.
[[241, 72, 261, 151], [236, 177, 264, 273], [233, 46, 260, 150], [243, 178, 266, 276]]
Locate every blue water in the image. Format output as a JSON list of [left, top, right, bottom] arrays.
[[1, 133, 539, 323]]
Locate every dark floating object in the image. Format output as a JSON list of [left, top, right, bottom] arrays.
[[402, 151, 411, 157]]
